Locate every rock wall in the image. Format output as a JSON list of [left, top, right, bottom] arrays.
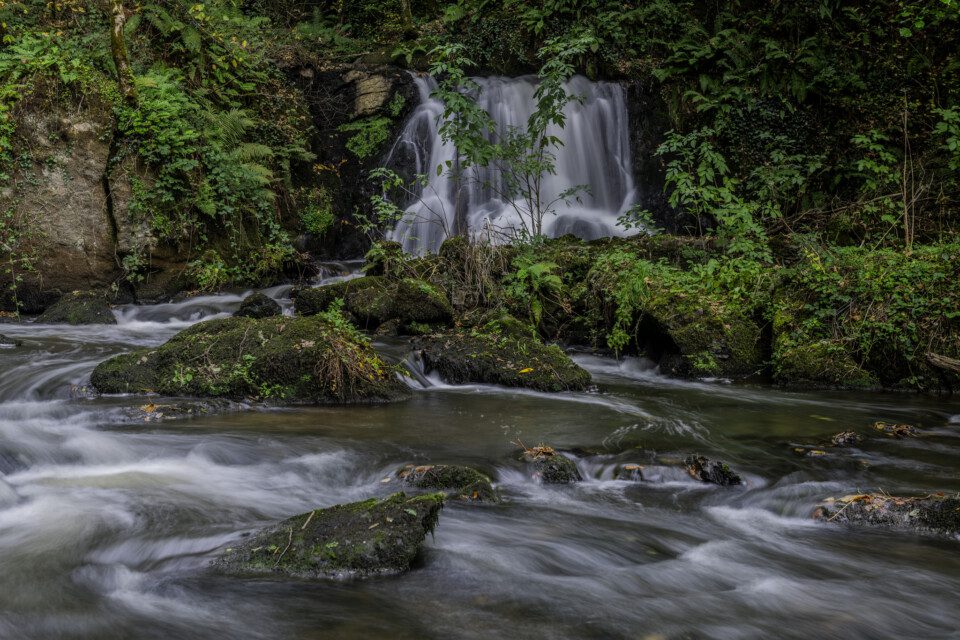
[[0, 101, 121, 311]]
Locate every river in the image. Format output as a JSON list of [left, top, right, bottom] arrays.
[[1, 277, 958, 639]]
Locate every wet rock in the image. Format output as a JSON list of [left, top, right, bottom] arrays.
[[814, 493, 960, 539], [684, 455, 742, 486], [234, 292, 281, 319], [392, 464, 499, 502], [0, 334, 22, 348], [90, 315, 409, 404], [416, 329, 591, 392], [294, 276, 452, 333], [35, 291, 116, 325], [122, 399, 249, 423], [519, 445, 582, 484], [615, 463, 644, 481], [830, 431, 863, 447], [873, 421, 919, 438], [214, 492, 444, 579]]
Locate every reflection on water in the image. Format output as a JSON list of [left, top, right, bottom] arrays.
[[1, 281, 959, 639]]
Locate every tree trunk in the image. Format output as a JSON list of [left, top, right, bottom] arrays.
[[110, 0, 136, 105]]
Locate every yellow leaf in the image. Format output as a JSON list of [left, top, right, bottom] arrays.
[[141, 403, 156, 413], [518, 367, 534, 374]]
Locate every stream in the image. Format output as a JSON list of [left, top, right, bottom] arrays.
[[1, 277, 959, 639]]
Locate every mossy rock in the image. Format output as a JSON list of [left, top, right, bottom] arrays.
[[393, 464, 499, 502], [235, 292, 281, 319], [364, 240, 405, 277], [643, 296, 761, 378], [295, 276, 452, 333], [90, 315, 409, 404], [91, 350, 161, 394], [416, 329, 591, 392], [772, 297, 878, 388], [35, 291, 116, 325], [520, 449, 582, 484], [684, 455, 742, 486], [213, 492, 444, 579], [814, 493, 960, 539]]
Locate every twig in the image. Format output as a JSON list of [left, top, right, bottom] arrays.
[[274, 526, 294, 567]]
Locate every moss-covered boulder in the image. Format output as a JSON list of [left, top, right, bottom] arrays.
[[235, 292, 281, 319], [35, 291, 116, 325], [416, 328, 590, 392], [519, 446, 582, 484], [814, 493, 960, 539], [772, 245, 960, 390], [213, 492, 444, 579], [392, 464, 499, 502], [587, 253, 763, 379], [684, 455, 742, 486], [90, 315, 409, 404], [294, 276, 452, 333]]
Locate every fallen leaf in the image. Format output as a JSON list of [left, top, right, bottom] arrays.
[[518, 367, 534, 374]]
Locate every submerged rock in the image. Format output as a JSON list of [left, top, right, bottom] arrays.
[[235, 292, 281, 319], [416, 329, 591, 392], [392, 464, 499, 502], [684, 455, 742, 486], [35, 291, 116, 325], [814, 493, 960, 539], [0, 334, 21, 348], [519, 445, 582, 484], [294, 276, 452, 333], [90, 315, 409, 404], [830, 431, 863, 447], [214, 492, 444, 579], [872, 421, 919, 438], [122, 399, 249, 423]]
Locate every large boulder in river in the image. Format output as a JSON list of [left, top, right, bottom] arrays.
[[416, 329, 590, 392], [234, 292, 281, 319], [213, 492, 444, 579], [814, 493, 960, 539], [294, 276, 452, 333], [35, 291, 116, 325], [90, 314, 409, 404]]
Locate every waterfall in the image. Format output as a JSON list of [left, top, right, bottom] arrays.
[[383, 75, 637, 254]]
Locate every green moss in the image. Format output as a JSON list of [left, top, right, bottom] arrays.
[[213, 492, 444, 579], [295, 276, 452, 333], [91, 315, 409, 404], [416, 328, 590, 392], [395, 464, 499, 502], [35, 291, 117, 325]]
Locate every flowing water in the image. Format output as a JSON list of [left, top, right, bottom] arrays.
[[386, 75, 637, 254], [1, 282, 960, 639]]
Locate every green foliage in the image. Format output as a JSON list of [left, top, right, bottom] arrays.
[[504, 255, 564, 325], [774, 243, 960, 388], [339, 116, 392, 160], [657, 128, 772, 261], [299, 186, 335, 235]]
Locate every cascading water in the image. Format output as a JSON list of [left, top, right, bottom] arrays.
[[384, 75, 637, 254]]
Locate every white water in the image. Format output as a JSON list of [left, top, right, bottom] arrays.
[[386, 75, 637, 254]]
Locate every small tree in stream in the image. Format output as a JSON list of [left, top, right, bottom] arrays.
[[370, 33, 594, 244]]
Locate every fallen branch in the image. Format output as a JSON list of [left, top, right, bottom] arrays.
[[926, 352, 960, 374]]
